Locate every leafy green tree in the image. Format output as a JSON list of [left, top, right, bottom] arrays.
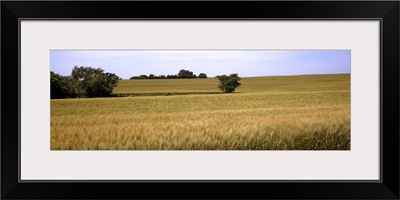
[[70, 66, 120, 98], [198, 73, 207, 78], [50, 71, 75, 99], [139, 74, 148, 79], [178, 69, 195, 78], [215, 73, 242, 93], [71, 66, 102, 97]]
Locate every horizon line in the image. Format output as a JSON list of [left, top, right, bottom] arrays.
[[121, 73, 351, 80]]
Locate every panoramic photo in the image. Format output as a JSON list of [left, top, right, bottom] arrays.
[[50, 50, 350, 150]]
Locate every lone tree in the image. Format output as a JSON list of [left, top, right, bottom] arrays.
[[215, 73, 242, 93]]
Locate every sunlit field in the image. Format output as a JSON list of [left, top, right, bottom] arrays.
[[51, 74, 350, 150], [113, 74, 350, 94]]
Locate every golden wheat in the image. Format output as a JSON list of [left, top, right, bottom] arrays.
[[51, 74, 350, 150]]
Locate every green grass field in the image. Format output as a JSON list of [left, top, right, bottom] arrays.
[[113, 74, 350, 94], [51, 74, 350, 150]]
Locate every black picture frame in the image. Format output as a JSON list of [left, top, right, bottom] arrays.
[[1, 1, 399, 199]]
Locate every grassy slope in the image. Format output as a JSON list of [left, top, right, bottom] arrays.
[[51, 74, 350, 150], [113, 74, 350, 94]]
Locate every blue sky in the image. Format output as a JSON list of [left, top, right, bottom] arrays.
[[50, 50, 350, 79]]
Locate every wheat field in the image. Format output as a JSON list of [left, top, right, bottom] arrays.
[[51, 74, 350, 150]]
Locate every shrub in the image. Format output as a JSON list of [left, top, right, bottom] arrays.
[[215, 73, 242, 93]]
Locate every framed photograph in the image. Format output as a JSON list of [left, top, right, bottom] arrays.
[[2, 1, 399, 199]]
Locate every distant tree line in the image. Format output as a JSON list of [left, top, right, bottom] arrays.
[[130, 69, 208, 79], [51, 66, 120, 99]]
